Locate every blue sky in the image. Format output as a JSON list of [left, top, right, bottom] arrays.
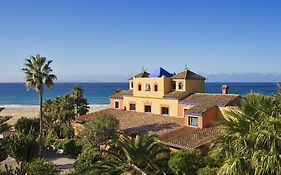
[[0, 0, 280, 82]]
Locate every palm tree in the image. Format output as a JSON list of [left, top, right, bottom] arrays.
[[94, 135, 170, 175], [70, 84, 89, 117], [212, 88, 281, 175], [22, 54, 56, 156]]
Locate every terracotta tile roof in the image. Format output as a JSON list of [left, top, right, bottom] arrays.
[[159, 126, 224, 149], [163, 91, 189, 100], [181, 93, 240, 114], [129, 71, 150, 80], [110, 90, 133, 99], [172, 70, 206, 80], [76, 109, 183, 136]]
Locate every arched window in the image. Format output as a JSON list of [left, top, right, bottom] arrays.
[[138, 84, 142, 91], [178, 82, 184, 90], [145, 84, 151, 91], [131, 82, 134, 88]]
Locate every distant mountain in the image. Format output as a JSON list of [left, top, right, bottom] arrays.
[[205, 73, 281, 82], [0, 73, 280, 83]]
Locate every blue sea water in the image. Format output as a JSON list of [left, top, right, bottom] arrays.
[[0, 82, 279, 106]]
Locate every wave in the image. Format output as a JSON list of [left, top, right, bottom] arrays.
[[0, 104, 39, 108]]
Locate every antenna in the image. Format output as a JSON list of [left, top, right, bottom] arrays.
[[141, 66, 145, 72], [185, 64, 190, 70]]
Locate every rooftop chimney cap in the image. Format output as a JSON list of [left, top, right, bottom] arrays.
[[222, 84, 229, 89], [221, 84, 229, 94]]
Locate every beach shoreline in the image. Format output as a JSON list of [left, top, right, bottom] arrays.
[[1, 105, 109, 125]]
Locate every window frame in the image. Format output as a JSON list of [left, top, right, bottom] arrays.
[[145, 84, 151, 91], [178, 82, 184, 90], [188, 116, 198, 127], [161, 107, 169, 116], [144, 105, 151, 113], [154, 84, 158, 92], [129, 103, 136, 111], [114, 101, 119, 109]]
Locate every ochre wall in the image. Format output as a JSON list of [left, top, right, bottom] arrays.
[[123, 96, 179, 117], [132, 76, 172, 98], [202, 106, 218, 128], [173, 79, 205, 94], [185, 80, 205, 94]]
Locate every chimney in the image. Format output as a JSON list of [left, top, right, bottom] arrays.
[[221, 85, 229, 95]]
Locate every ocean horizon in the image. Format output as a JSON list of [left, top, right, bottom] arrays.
[[0, 82, 279, 107]]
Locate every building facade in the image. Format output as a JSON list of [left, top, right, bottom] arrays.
[[110, 67, 240, 129]]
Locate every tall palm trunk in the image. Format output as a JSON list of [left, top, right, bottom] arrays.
[[39, 90, 43, 157]]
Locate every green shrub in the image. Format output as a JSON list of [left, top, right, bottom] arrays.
[[14, 117, 39, 136], [82, 114, 119, 146], [168, 149, 205, 175], [45, 131, 56, 146], [64, 139, 81, 158], [0, 138, 9, 162], [7, 135, 38, 163], [62, 125, 75, 139], [74, 146, 102, 173], [25, 158, 59, 175], [197, 166, 218, 175], [54, 139, 67, 150]]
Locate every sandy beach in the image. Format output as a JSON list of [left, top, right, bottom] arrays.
[[1, 105, 109, 125]]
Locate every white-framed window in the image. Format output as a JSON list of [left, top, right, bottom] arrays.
[[161, 107, 169, 116], [145, 84, 151, 91], [188, 116, 198, 127]]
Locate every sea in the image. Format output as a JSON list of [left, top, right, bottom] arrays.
[[0, 82, 279, 107]]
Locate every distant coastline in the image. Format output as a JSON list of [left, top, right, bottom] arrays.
[[0, 82, 279, 106]]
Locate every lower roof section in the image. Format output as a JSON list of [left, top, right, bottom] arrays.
[[110, 90, 133, 99], [76, 109, 223, 150], [159, 126, 223, 149]]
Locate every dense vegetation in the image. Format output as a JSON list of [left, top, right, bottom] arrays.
[[0, 108, 12, 162], [1, 58, 280, 175], [211, 87, 281, 175]]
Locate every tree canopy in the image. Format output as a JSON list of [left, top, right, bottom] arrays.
[[81, 114, 119, 146], [71, 84, 89, 117], [212, 86, 281, 175]]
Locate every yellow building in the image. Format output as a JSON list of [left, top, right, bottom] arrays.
[[110, 67, 240, 129]]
